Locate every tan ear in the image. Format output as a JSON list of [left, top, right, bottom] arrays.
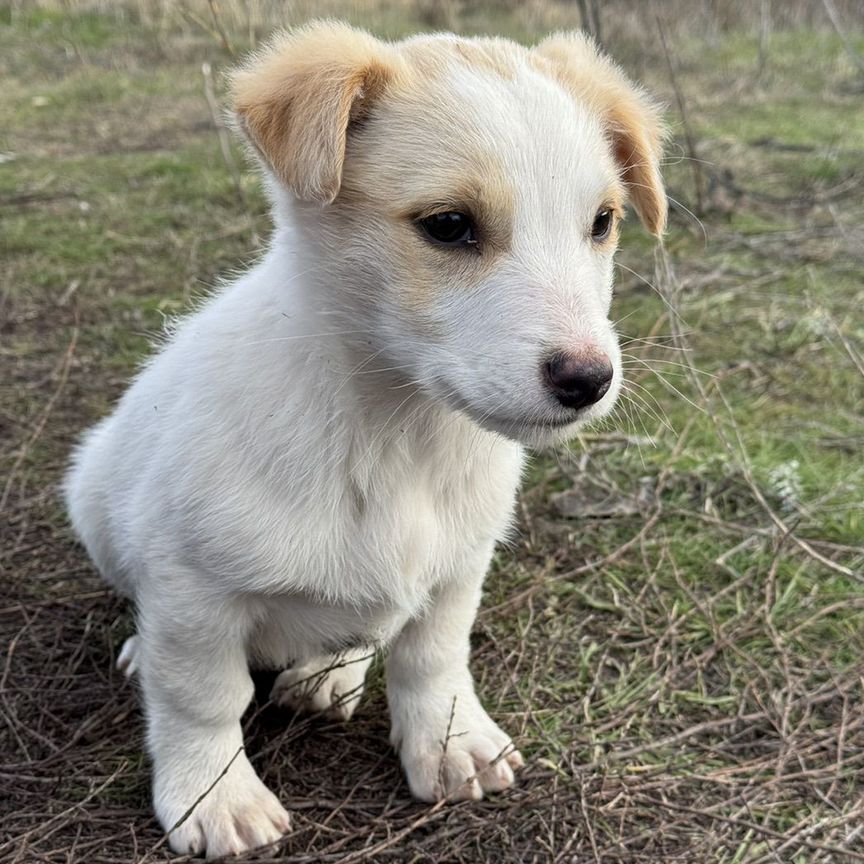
[[535, 32, 667, 236], [232, 21, 402, 204]]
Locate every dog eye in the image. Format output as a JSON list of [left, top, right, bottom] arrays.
[[418, 212, 477, 247], [591, 209, 613, 242]]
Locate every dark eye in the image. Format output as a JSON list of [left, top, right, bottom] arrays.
[[418, 212, 477, 247], [591, 209, 613, 242]]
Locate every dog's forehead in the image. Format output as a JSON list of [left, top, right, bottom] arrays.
[[369, 36, 620, 210]]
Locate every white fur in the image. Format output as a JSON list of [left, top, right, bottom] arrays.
[[64, 28, 658, 859]]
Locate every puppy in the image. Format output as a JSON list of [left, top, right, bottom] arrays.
[[65, 22, 665, 858]]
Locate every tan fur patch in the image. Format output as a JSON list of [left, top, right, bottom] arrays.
[[335, 147, 514, 311], [231, 22, 408, 204], [400, 35, 525, 81]]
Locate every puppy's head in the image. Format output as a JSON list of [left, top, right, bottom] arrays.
[[233, 23, 666, 447]]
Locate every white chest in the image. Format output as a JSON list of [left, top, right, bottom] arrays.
[[247, 431, 524, 665]]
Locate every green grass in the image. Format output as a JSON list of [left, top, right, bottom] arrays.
[[2, 4, 863, 862]]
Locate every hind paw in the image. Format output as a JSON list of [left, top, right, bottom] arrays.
[[271, 649, 373, 721], [117, 635, 139, 678]]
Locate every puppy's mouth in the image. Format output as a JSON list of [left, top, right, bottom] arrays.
[[483, 411, 575, 432], [444, 393, 588, 443], [473, 410, 584, 444]]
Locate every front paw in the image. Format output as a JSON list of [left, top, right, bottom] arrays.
[[392, 692, 523, 802], [155, 752, 291, 859]]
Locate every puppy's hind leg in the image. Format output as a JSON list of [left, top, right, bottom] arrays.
[[117, 634, 140, 678], [272, 647, 374, 721], [64, 418, 137, 600]]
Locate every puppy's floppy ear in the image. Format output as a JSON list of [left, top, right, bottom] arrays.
[[535, 32, 667, 236], [232, 21, 402, 204]]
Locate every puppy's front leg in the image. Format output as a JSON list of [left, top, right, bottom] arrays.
[[387, 547, 523, 801], [139, 588, 290, 858]]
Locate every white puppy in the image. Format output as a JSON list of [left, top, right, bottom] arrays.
[[65, 23, 665, 859]]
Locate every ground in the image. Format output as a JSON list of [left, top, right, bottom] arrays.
[[1, 2, 863, 862]]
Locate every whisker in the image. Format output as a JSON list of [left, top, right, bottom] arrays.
[[633, 367, 705, 414], [238, 329, 377, 347], [622, 353, 716, 377], [667, 194, 709, 244], [331, 347, 388, 397], [620, 335, 692, 352], [615, 262, 689, 326], [621, 381, 676, 433]]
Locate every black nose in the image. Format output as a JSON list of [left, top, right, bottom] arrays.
[[543, 351, 614, 410]]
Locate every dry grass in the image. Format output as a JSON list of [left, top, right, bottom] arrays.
[[2, 1, 864, 862]]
